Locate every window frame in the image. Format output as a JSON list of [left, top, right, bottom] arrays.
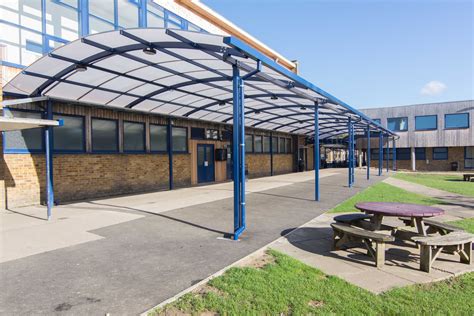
[[444, 113, 470, 130], [432, 147, 448, 160], [262, 136, 271, 153], [415, 147, 426, 160], [52, 113, 86, 154], [149, 123, 168, 153], [3, 108, 45, 154], [91, 117, 119, 153], [415, 115, 438, 131], [254, 135, 263, 153], [171, 126, 188, 153], [465, 147, 474, 170], [387, 117, 408, 132], [245, 134, 254, 153], [122, 120, 146, 153]]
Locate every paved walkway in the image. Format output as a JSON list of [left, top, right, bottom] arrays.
[[272, 175, 474, 294], [0, 169, 384, 315]]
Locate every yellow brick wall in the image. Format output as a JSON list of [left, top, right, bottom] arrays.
[[246, 154, 271, 178], [274, 154, 294, 174]]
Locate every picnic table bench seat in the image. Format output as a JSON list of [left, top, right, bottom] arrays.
[[463, 174, 474, 182], [331, 222, 395, 268], [413, 232, 474, 273], [334, 213, 395, 231], [399, 217, 464, 235]]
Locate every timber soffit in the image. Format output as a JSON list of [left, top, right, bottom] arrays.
[[2, 28, 394, 139]]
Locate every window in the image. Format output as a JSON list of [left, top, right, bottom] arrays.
[[150, 124, 167, 152], [46, 0, 79, 41], [206, 129, 219, 140], [432, 147, 448, 160], [387, 117, 408, 131], [396, 148, 410, 160], [191, 127, 205, 140], [117, 0, 139, 28], [221, 130, 231, 141], [373, 118, 381, 124], [245, 134, 253, 153], [279, 138, 286, 153], [147, 0, 165, 27], [415, 115, 437, 131], [445, 113, 469, 129], [415, 148, 426, 160], [53, 114, 84, 152], [465, 147, 474, 169], [254, 135, 263, 153], [91, 118, 118, 152], [4, 109, 43, 153], [271, 136, 278, 153], [123, 121, 145, 152], [263, 136, 271, 153], [286, 138, 292, 153], [172, 126, 187, 152]]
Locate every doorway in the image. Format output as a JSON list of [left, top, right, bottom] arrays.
[[197, 144, 215, 183]]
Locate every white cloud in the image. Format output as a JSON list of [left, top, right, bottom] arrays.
[[420, 81, 447, 96]]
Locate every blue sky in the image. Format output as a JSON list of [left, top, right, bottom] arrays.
[[203, 0, 473, 109]]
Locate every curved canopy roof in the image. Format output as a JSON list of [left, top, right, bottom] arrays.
[[3, 28, 395, 139]]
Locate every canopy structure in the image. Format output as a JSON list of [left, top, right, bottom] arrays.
[[3, 28, 397, 239]]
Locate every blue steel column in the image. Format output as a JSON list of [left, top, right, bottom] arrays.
[[351, 124, 355, 185], [270, 131, 274, 176], [314, 102, 320, 201], [78, 0, 89, 37], [238, 72, 246, 238], [378, 132, 383, 176], [386, 134, 389, 172], [348, 117, 353, 187], [45, 100, 54, 220], [392, 138, 396, 171], [167, 117, 173, 190], [366, 125, 371, 180], [138, 0, 147, 27]]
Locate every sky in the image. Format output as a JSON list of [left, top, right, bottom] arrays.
[[203, 0, 473, 109]]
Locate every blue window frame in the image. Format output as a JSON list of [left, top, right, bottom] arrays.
[[123, 121, 145, 153], [387, 117, 408, 131], [432, 147, 448, 160], [245, 134, 253, 153], [445, 113, 469, 129], [150, 124, 167, 153], [396, 148, 411, 160], [415, 115, 437, 131], [3, 108, 45, 154], [465, 147, 474, 169], [415, 147, 426, 160], [53, 113, 86, 153], [91, 118, 119, 153]]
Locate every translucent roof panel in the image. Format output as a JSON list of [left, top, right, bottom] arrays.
[[3, 28, 394, 138]]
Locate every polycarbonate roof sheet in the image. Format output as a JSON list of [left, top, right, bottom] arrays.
[[3, 28, 393, 138]]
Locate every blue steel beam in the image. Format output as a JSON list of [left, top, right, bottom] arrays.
[[348, 117, 353, 188], [378, 133, 383, 176], [45, 99, 54, 220]]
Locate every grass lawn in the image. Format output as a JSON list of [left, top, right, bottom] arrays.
[[328, 182, 441, 213], [152, 250, 474, 315], [393, 173, 474, 197], [449, 217, 474, 234]]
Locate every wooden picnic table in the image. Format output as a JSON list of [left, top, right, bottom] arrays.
[[355, 202, 445, 236]]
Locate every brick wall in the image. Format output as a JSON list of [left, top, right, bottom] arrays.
[[274, 154, 294, 174], [246, 154, 271, 178]]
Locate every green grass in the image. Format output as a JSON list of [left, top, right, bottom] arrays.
[[328, 182, 442, 213], [393, 173, 474, 197], [153, 250, 474, 315], [449, 218, 474, 234]]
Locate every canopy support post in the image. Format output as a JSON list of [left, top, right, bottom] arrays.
[[386, 135, 389, 172], [167, 117, 173, 190], [45, 99, 54, 221], [232, 65, 245, 240], [367, 125, 371, 180], [348, 117, 353, 188], [270, 131, 274, 176], [392, 138, 397, 171], [378, 133, 383, 176], [351, 123, 355, 185], [314, 102, 320, 201]]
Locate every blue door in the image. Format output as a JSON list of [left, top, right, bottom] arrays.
[[197, 144, 215, 183]]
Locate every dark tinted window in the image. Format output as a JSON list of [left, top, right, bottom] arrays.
[[432, 147, 448, 160], [92, 118, 118, 152], [4, 110, 43, 152], [387, 117, 408, 131], [254, 135, 263, 153], [415, 115, 437, 131], [415, 147, 426, 160], [150, 124, 167, 152], [396, 148, 410, 160], [53, 115, 85, 152], [191, 127, 205, 140], [263, 136, 271, 153], [172, 127, 187, 152], [245, 134, 253, 153], [123, 121, 145, 152]]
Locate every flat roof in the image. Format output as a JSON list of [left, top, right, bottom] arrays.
[[3, 28, 394, 139]]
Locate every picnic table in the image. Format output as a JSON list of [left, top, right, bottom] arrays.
[[355, 202, 445, 236], [463, 174, 474, 182]]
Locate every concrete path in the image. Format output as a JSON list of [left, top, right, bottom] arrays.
[[0, 169, 384, 315], [384, 177, 474, 221]]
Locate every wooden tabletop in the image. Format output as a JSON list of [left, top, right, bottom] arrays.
[[355, 202, 444, 217]]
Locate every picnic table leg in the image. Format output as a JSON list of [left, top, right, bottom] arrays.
[[370, 214, 384, 230], [414, 218, 428, 236]]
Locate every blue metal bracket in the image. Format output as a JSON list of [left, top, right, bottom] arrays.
[[241, 60, 261, 80]]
